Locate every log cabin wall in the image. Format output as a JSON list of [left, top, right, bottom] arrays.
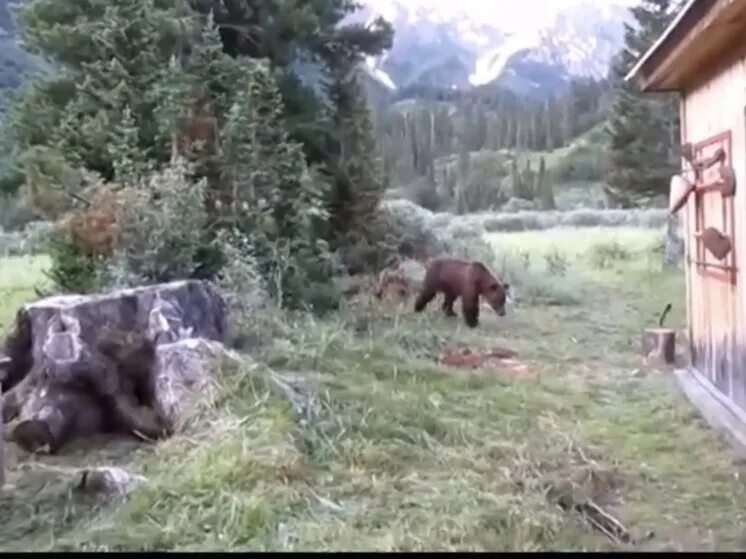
[[681, 53, 746, 412]]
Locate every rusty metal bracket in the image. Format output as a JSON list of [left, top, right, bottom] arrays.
[[695, 227, 732, 260], [687, 256, 736, 272], [718, 164, 736, 197], [696, 164, 737, 197], [685, 146, 726, 174]]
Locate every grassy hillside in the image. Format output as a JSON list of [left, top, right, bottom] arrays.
[[3, 226, 746, 551]]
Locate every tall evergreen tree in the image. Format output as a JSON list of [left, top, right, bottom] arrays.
[[221, 61, 333, 308], [8, 0, 343, 307], [604, 0, 683, 206], [10, 0, 196, 181], [327, 70, 385, 241], [536, 156, 555, 210]]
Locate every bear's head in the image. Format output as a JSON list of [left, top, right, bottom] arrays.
[[476, 265, 509, 316]]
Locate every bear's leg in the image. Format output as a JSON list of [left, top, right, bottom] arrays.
[[442, 292, 458, 317], [461, 292, 480, 328], [414, 288, 437, 312]]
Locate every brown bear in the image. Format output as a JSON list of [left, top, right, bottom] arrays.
[[413, 257, 509, 328]]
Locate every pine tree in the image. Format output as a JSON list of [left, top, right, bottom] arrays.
[[8, 0, 345, 307], [521, 159, 535, 200], [456, 144, 471, 214], [604, 0, 682, 206], [221, 61, 333, 309], [536, 156, 555, 210], [11, 0, 196, 180], [327, 70, 385, 241], [511, 157, 524, 200]]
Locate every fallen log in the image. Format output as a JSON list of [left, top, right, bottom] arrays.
[[1, 280, 228, 454]]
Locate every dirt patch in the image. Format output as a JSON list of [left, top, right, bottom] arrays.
[[437, 346, 537, 380]]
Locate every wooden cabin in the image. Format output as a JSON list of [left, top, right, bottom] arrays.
[[627, 0, 746, 453]]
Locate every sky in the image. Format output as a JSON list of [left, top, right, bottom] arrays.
[[366, 0, 640, 32]]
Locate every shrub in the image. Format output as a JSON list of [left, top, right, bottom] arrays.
[[44, 161, 218, 293], [373, 199, 448, 263], [0, 220, 54, 257], [0, 194, 38, 231], [95, 161, 218, 289], [218, 63, 337, 312], [45, 233, 100, 293], [544, 249, 569, 276], [476, 208, 667, 233], [442, 218, 485, 240], [0, 231, 25, 257], [553, 143, 604, 183], [588, 240, 631, 269], [403, 178, 445, 212]]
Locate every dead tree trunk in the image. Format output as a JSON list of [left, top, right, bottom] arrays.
[[1, 280, 228, 454]]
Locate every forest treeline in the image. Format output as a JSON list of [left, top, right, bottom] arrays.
[[0, 0, 685, 311]]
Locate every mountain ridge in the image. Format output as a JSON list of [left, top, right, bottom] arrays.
[[350, 0, 633, 99]]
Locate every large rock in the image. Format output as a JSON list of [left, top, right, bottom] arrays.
[[74, 466, 147, 502], [2, 280, 228, 453]]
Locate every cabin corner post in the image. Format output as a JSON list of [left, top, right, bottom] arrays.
[[680, 93, 695, 363]]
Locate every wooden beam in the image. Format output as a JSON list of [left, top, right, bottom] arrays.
[[658, 16, 746, 92], [673, 367, 746, 458], [636, 0, 742, 92], [626, 0, 701, 83]]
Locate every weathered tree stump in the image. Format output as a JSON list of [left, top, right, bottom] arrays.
[[1, 280, 228, 454], [642, 328, 676, 366], [0, 376, 4, 488]]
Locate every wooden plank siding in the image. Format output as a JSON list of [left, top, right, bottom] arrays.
[[626, 0, 746, 450], [681, 54, 746, 412]]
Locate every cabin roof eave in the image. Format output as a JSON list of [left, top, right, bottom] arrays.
[[626, 0, 746, 93]]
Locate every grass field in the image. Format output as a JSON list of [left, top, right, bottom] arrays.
[[3, 227, 746, 551]]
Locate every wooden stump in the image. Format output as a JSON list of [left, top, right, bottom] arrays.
[[0, 356, 7, 487], [1, 280, 228, 454], [642, 328, 676, 366], [0, 378, 4, 488]]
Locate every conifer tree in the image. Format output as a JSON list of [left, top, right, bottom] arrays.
[[511, 158, 523, 200], [8, 0, 340, 307], [10, 0, 196, 180], [326, 70, 386, 241], [604, 0, 683, 206], [221, 61, 333, 309], [536, 156, 555, 210]]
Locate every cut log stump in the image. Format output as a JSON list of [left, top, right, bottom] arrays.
[[642, 327, 676, 367], [1, 280, 228, 454]]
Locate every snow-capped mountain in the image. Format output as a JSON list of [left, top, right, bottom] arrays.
[[350, 0, 634, 98]]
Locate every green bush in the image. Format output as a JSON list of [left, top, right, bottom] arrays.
[[544, 249, 569, 276], [96, 161, 219, 289], [0, 194, 38, 231], [553, 143, 604, 183], [587, 240, 631, 269], [45, 234, 100, 293]]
